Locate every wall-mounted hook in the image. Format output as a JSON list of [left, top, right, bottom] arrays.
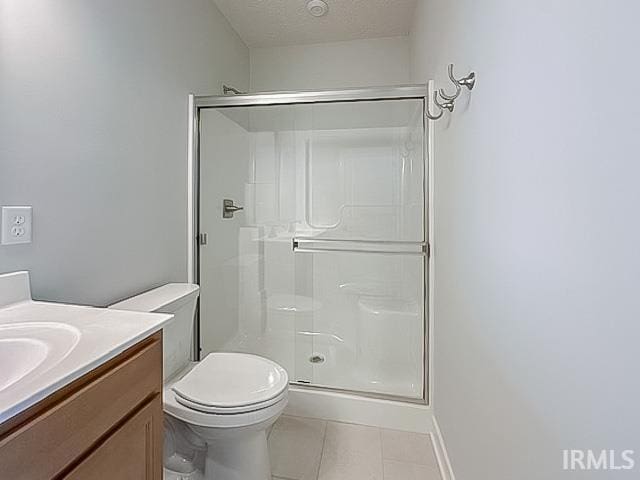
[[448, 64, 476, 91], [434, 91, 455, 113], [439, 83, 460, 101], [426, 106, 443, 121], [426, 64, 476, 121], [439, 64, 462, 101], [426, 92, 444, 120], [439, 64, 476, 101]]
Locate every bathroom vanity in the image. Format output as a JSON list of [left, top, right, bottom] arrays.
[[0, 332, 162, 479], [0, 272, 172, 480]]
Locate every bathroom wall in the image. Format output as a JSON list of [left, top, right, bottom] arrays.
[[250, 36, 411, 92], [0, 0, 249, 305], [411, 1, 640, 478]]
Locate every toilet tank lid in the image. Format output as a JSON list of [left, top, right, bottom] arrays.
[[109, 283, 199, 313]]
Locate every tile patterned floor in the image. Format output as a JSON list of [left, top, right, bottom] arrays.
[[268, 415, 443, 480]]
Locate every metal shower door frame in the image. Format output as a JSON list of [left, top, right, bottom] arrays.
[[188, 84, 431, 404]]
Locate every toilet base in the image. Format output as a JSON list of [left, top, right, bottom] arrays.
[[187, 414, 280, 480], [204, 428, 271, 480], [164, 467, 204, 480]]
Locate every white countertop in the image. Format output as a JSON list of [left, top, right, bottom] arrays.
[[0, 299, 172, 425]]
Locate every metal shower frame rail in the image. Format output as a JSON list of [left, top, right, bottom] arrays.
[[193, 84, 428, 108], [188, 84, 431, 404]]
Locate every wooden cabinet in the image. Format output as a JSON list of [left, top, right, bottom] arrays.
[[0, 332, 163, 480], [63, 398, 162, 480]]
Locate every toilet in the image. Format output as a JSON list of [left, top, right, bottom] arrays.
[[109, 283, 288, 480]]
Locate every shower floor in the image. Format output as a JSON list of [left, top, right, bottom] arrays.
[[268, 415, 442, 480]]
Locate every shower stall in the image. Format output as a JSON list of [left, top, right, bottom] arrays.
[[190, 85, 429, 402]]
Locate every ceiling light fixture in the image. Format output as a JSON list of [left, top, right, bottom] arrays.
[[307, 0, 328, 17]]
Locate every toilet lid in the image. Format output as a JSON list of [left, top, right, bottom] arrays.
[[171, 353, 288, 411]]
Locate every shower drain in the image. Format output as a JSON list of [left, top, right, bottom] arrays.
[[309, 354, 325, 364]]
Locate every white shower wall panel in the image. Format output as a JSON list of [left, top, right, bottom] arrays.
[[199, 109, 251, 354]]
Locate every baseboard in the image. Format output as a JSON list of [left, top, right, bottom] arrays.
[[432, 415, 456, 480]]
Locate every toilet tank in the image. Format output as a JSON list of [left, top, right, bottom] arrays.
[[109, 283, 199, 381]]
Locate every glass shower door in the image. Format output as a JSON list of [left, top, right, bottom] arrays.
[[291, 100, 425, 398], [198, 96, 426, 400]]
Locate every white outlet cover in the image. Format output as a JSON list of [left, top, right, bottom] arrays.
[[1, 206, 32, 245]]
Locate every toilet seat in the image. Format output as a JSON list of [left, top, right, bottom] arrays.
[[171, 352, 288, 414], [165, 387, 288, 429], [174, 388, 288, 415], [164, 352, 289, 429]]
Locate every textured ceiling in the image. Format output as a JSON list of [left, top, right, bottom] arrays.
[[211, 0, 418, 48]]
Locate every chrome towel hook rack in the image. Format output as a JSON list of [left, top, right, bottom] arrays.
[[426, 64, 476, 121]]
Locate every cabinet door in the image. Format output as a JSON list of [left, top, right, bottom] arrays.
[[63, 396, 162, 480]]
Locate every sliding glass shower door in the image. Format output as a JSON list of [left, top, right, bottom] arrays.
[[198, 92, 426, 399]]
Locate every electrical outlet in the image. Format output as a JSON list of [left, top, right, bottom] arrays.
[[1, 206, 32, 245]]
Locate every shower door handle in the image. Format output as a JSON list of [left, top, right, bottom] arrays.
[[292, 238, 429, 256], [223, 199, 244, 218]]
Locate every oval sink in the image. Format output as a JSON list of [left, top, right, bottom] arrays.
[[0, 322, 81, 393]]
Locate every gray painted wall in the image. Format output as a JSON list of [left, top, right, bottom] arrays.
[[250, 36, 411, 91], [0, 0, 249, 306], [411, 1, 640, 478]]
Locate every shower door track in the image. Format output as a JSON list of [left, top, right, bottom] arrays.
[[188, 84, 431, 405]]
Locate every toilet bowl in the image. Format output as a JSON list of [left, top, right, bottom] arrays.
[[109, 284, 288, 480], [166, 352, 288, 480]]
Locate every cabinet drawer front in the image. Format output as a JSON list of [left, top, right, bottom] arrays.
[[0, 333, 162, 480], [63, 396, 162, 480]]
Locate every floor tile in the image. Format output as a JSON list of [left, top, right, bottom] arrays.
[[380, 429, 438, 468], [322, 421, 382, 456], [383, 460, 442, 480], [269, 415, 327, 480], [318, 422, 383, 480]]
